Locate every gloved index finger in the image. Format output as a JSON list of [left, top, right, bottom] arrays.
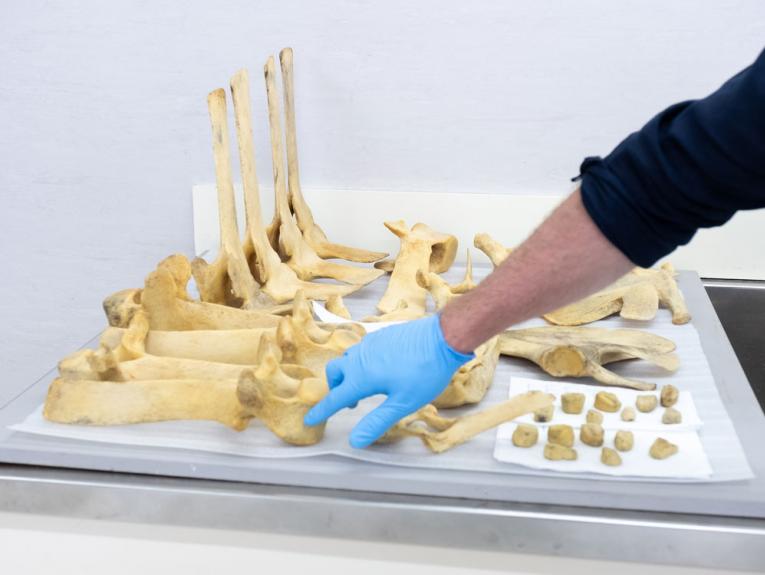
[[303, 379, 363, 426], [325, 357, 345, 390]]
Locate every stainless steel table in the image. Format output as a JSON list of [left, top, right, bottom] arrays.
[[1, 276, 764, 571]]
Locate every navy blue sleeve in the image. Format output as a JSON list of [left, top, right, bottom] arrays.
[[578, 48, 765, 267]]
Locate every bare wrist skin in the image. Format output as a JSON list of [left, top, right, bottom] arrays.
[[440, 188, 633, 354]]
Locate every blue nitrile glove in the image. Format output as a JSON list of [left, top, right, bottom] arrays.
[[304, 314, 474, 448]]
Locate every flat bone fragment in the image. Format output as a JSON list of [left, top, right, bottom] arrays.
[[543, 264, 691, 326], [473, 233, 512, 267], [660, 384, 679, 407], [263, 56, 383, 287], [662, 407, 682, 425], [614, 430, 634, 452], [191, 88, 274, 310], [561, 392, 585, 414], [372, 221, 458, 318], [229, 69, 362, 303], [499, 326, 678, 391], [277, 48, 387, 264], [580, 423, 604, 447], [512, 423, 539, 447], [601, 447, 622, 467], [544, 443, 577, 461], [594, 391, 621, 412], [378, 391, 554, 453], [547, 424, 575, 447], [649, 437, 679, 460], [636, 394, 658, 413]]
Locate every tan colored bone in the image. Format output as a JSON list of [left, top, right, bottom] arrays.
[[191, 88, 274, 310], [45, 353, 328, 446], [474, 233, 512, 267], [498, 326, 679, 391], [325, 294, 352, 319], [543, 264, 691, 325], [373, 220, 457, 318], [378, 391, 553, 453], [263, 56, 383, 287], [415, 250, 476, 311], [229, 69, 362, 303], [278, 48, 387, 264], [433, 336, 501, 408]]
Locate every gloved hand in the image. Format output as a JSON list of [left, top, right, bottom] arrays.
[[304, 314, 474, 448]]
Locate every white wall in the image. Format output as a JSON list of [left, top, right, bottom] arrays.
[[1, 2, 764, 409]]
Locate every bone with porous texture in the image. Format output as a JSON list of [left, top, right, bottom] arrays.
[[499, 326, 678, 391], [544, 443, 577, 461], [547, 424, 575, 447], [534, 405, 554, 423], [621, 407, 636, 422], [263, 56, 383, 288], [662, 407, 682, 425], [636, 394, 658, 413], [594, 391, 621, 412], [586, 409, 603, 424], [660, 384, 679, 407], [601, 447, 622, 466], [278, 48, 387, 264], [378, 391, 553, 453], [512, 423, 539, 447], [614, 430, 634, 452], [371, 220, 457, 319], [191, 88, 274, 310], [473, 233, 512, 267], [229, 69, 362, 304], [561, 392, 585, 414], [580, 423, 604, 447], [649, 437, 679, 460], [543, 264, 691, 326]]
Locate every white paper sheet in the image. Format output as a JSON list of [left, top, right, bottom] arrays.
[[312, 300, 403, 332], [506, 377, 702, 432], [494, 377, 712, 479]]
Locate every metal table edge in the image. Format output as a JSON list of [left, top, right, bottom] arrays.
[[1, 463, 763, 571]]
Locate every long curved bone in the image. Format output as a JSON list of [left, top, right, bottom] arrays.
[[191, 88, 274, 309], [278, 48, 387, 264], [378, 391, 554, 453], [498, 326, 680, 391], [45, 353, 328, 446], [543, 263, 690, 325], [229, 69, 362, 303], [474, 233, 512, 267], [263, 56, 384, 287], [371, 221, 457, 319]]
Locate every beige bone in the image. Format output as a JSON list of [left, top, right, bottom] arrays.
[[263, 56, 383, 287], [191, 88, 274, 309], [371, 221, 457, 319], [543, 263, 690, 325], [474, 233, 512, 267], [498, 326, 679, 391], [229, 69, 363, 303], [278, 48, 387, 264], [379, 391, 554, 453]]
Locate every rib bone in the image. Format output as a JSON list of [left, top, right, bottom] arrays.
[[278, 48, 387, 264], [474, 232, 512, 267], [498, 326, 680, 391], [264, 56, 384, 287], [378, 391, 554, 453]]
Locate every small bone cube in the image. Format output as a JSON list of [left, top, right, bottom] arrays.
[[533, 404, 554, 423], [636, 394, 658, 413], [594, 391, 621, 412], [543, 443, 577, 461], [547, 424, 574, 448], [586, 409, 603, 424], [601, 447, 622, 467], [580, 423, 604, 447], [620, 407, 636, 422], [649, 437, 679, 459], [660, 384, 679, 407], [561, 392, 585, 414], [614, 430, 634, 452], [662, 407, 682, 424], [512, 424, 538, 448]]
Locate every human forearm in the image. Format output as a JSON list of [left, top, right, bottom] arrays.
[[440, 188, 633, 353]]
